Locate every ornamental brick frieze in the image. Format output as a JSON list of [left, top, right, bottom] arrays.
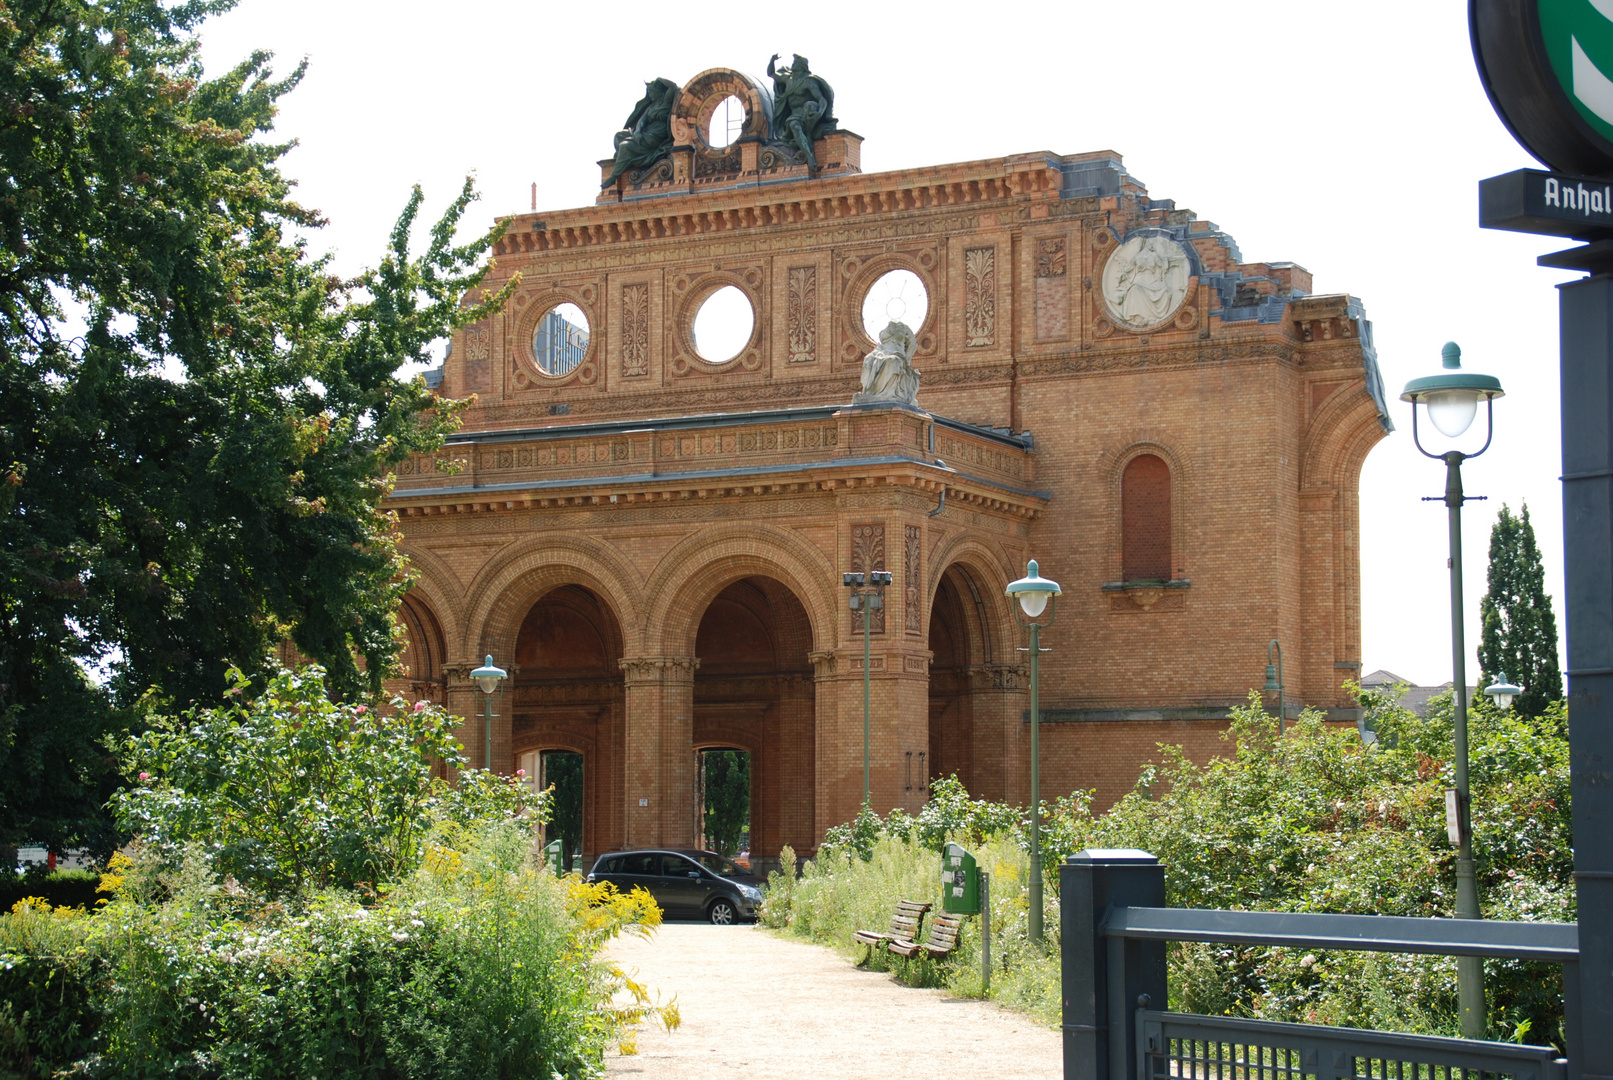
[[513, 678, 621, 706], [969, 663, 1029, 692], [618, 656, 700, 684]]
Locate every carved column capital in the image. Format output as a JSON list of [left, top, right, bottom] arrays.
[[808, 649, 837, 678], [619, 655, 701, 685]]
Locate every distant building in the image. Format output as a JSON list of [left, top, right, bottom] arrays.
[[1359, 669, 1475, 716]]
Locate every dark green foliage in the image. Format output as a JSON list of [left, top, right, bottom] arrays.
[[1478, 503, 1563, 717], [701, 748, 749, 856], [543, 749, 584, 866], [0, 0, 511, 858]]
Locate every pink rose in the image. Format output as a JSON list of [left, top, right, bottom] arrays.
[[355, 705, 367, 714], [138, 772, 150, 781], [515, 769, 526, 777], [413, 700, 427, 713]]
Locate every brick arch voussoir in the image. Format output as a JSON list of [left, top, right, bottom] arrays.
[[693, 727, 758, 755], [1302, 388, 1391, 492], [460, 535, 646, 664], [927, 533, 1019, 667], [398, 547, 465, 635], [644, 525, 836, 656], [514, 733, 598, 760]]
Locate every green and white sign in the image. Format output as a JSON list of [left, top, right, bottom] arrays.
[[1473, 0, 1613, 176], [1542, 0, 1613, 142]]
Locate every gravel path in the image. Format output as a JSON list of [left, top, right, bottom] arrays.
[[602, 922, 1062, 1079]]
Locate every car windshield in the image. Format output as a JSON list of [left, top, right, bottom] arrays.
[[690, 852, 742, 876]]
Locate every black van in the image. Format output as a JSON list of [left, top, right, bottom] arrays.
[[586, 849, 765, 924]]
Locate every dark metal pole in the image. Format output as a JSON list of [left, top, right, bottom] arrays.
[[1558, 271, 1613, 1078], [863, 588, 871, 809], [480, 693, 489, 771], [1028, 618, 1043, 944], [1443, 450, 1486, 1040]]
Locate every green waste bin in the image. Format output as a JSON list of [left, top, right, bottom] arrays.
[[941, 842, 979, 914], [543, 839, 565, 877]]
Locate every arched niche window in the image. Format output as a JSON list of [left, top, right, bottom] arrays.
[[1121, 454, 1172, 582]]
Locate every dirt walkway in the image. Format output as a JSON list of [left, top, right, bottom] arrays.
[[602, 922, 1062, 1079]]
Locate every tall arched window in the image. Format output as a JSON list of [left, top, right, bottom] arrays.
[[1122, 454, 1172, 581]]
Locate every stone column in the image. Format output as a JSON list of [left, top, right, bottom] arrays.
[[809, 650, 842, 845], [618, 656, 700, 848]]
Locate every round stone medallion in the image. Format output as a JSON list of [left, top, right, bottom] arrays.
[[1101, 235, 1193, 332]]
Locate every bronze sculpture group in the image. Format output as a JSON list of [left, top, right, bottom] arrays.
[[603, 55, 838, 188]]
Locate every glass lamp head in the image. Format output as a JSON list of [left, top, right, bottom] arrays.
[[470, 654, 507, 695], [1400, 342, 1503, 439], [1484, 673, 1522, 710], [1006, 559, 1061, 618], [1264, 663, 1281, 692]]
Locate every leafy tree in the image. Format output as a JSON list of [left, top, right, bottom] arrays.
[[542, 749, 583, 868], [701, 749, 749, 856], [1478, 503, 1563, 717], [113, 665, 546, 896], [0, 0, 510, 858]]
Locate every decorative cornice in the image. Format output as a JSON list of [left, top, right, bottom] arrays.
[[619, 656, 701, 683]]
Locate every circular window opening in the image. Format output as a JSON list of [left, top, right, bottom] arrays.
[[708, 95, 746, 149], [532, 303, 590, 377], [861, 269, 929, 341], [691, 286, 755, 364]]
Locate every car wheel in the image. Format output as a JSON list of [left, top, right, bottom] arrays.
[[708, 898, 738, 925]]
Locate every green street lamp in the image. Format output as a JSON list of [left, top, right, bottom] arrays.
[[1263, 639, 1286, 736], [843, 570, 892, 808], [470, 655, 507, 771], [1484, 673, 1522, 711], [1007, 559, 1061, 944], [1401, 340, 1504, 1041]]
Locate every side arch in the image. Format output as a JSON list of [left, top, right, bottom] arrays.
[[1096, 436, 1191, 584], [924, 531, 1020, 664]]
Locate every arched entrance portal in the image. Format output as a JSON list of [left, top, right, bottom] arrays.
[[928, 562, 1020, 805], [511, 585, 625, 863], [692, 577, 815, 873]]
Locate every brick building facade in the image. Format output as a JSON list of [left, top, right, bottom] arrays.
[[381, 65, 1392, 866]]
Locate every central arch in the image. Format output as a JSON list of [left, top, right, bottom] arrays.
[[690, 576, 816, 873]]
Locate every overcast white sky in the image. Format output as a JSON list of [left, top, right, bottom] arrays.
[[196, 1, 1576, 689]]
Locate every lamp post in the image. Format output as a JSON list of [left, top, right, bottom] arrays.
[[1484, 673, 1521, 711], [1401, 341, 1504, 1041], [1006, 559, 1061, 944], [1263, 639, 1286, 736], [469, 654, 507, 771], [843, 570, 891, 808]]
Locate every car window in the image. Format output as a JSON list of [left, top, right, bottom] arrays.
[[660, 854, 698, 877], [596, 856, 620, 874], [618, 853, 658, 875], [692, 852, 740, 876]]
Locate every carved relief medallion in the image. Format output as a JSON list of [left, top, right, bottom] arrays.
[[963, 246, 996, 347], [1101, 235, 1192, 332]]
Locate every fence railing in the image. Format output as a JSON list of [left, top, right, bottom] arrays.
[[1061, 849, 1577, 1080]]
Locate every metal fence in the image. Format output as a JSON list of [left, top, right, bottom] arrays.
[[1061, 850, 1578, 1080]]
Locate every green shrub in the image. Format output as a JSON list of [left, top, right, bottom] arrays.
[[766, 690, 1573, 1048], [0, 868, 103, 912]]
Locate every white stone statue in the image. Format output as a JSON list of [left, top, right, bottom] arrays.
[[852, 321, 921, 406], [1101, 234, 1192, 330]]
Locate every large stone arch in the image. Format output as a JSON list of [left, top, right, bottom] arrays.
[[643, 523, 836, 656], [1299, 386, 1392, 708], [460, 534, 647, 663], [926, 533, 1026, 804], [397, 547, 466, 637]]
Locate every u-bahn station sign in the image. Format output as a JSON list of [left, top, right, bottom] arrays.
[[381, 57, 1392, 869]]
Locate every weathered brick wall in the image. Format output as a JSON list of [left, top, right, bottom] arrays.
[[380, 77, 1389, 858]]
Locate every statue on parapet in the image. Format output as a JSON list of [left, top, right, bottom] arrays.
[[853, 322, 921, 407], [604, 77, 680, 188], [767, 54, 836, 170]]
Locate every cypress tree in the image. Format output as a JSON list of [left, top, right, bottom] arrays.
[[1478, 503, 1563, 716]]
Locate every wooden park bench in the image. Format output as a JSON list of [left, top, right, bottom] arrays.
[[887, 912, 965, 961], [852, 899, 931, 963]]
